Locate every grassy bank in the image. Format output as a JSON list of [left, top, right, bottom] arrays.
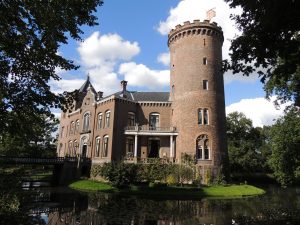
[[69, 180, 265, 199]]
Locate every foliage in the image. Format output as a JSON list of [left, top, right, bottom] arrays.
[[91, 162, 197, 186], [223, 0, 300, 106], [214, 166, 226, 185], [98, 162, 138, 188], [176, 165, 194, 185], [0, 113, 59, 157], [0, 168, 21, 214], [226, 112, 271, 172], [268, 108, 300, 186], [166, 174, 177, 186], [0, 0, 103, 137]]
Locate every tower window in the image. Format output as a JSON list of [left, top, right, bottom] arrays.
[[172, 85, 175, 94], [198, 108, 209, 125], [203, 39, 206, 46], [203, 57, 207, 65], [196, 135, 210, 160], [203, 80, 208, 90]]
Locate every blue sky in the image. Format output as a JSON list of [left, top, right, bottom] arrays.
[[51, 0, 286, 127]]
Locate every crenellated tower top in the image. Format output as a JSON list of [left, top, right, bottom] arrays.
[[168, 19, 223, 46]]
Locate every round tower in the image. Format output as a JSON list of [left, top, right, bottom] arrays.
[[168, 20, 228, 175]]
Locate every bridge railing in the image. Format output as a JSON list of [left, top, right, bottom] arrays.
[[0, 156, 91, 165]]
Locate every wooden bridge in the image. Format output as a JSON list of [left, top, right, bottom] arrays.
[[0, 156, 92, 185], [0, 156, 91, 165]]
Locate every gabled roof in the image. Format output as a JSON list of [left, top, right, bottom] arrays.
[[78, 75, 96, 94]]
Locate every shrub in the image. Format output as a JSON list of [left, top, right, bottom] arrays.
[[205, 169, 212, 185], [166, 174, 177, 186], [98, 162, 138, 188]]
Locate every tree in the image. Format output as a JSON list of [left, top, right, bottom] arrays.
[[223, 0, 300, 106], [0, 0, 103, 137], [268, 108, 300, 186], [0, 112, 59, 157], [226, 112, 270, 172]]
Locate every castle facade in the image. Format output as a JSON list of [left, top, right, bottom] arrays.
[[57, 20, 228, 175]]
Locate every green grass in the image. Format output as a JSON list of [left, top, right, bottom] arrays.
[[69, 180, 265, 199], [201, 185, 265, 197], [69, 179, 116, 192]]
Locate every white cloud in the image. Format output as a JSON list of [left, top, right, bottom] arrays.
[[119, 62, 170, 90], [157, 52, 170, 66], [75, 32, 141, 94], [158, 0, 256, 84], [77, 32, 140, 67], [49, 78, 85, 94], [226, 97, 290, 127]]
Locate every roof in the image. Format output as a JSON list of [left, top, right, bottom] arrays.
[[131, 92, 170, 102], [111, 91, 170, 102], [78, 75, 96, 94]]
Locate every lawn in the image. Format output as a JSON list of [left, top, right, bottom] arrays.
[[69, 180, 265, 199], [69, 179, 116, 192]]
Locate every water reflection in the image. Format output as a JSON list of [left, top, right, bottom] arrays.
[[22, 185, 300, 225]]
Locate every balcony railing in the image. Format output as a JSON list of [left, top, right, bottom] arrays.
[[124, 126, 177, 132]]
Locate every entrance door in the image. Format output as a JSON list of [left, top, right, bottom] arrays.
[[82, 144, 87, 157], [148, 139, 160, 158]]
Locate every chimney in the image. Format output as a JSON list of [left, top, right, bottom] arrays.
[[97, 91, 103, 100], [120, 80, 128, 92]]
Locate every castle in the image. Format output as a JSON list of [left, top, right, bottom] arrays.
[[57, 20, 228, 176]]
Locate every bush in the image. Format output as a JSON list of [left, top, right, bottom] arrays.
[[98, 162, 138, 188], [166, 174, 177, 186]]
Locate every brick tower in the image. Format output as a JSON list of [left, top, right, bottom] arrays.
[[168, 20, 228, 176]]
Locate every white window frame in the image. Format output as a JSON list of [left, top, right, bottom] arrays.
[[83, 112, 90, 132], [95, 137, 101, 157], [105, 111, 110, 128], [97, 113, 103, 130], [102, 135, 109, 158]]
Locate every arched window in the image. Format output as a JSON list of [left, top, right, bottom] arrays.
[[203, 57, 207, 65], [97, 113, 103, 130], [69, 121, 75, 135], [196, 134, 210, 160], [198, 108, 209, 125], [105, 111, 110, 128], [149, 113, 160, 130], [68, 141, 73, 156], [128, 112, 135, 126], [81, 137, 88, 157], [95, 137, 101, 157], [75, 120, 80, 134], [83, 112, 90, 132], [73, 140, 78, 156], [60, 126, 64, 138], [102, 135, 109, 157]]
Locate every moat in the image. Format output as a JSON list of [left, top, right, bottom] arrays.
[[16, 185, 300, 225]]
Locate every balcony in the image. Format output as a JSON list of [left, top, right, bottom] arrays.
[[124, 125, 178, 136]]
